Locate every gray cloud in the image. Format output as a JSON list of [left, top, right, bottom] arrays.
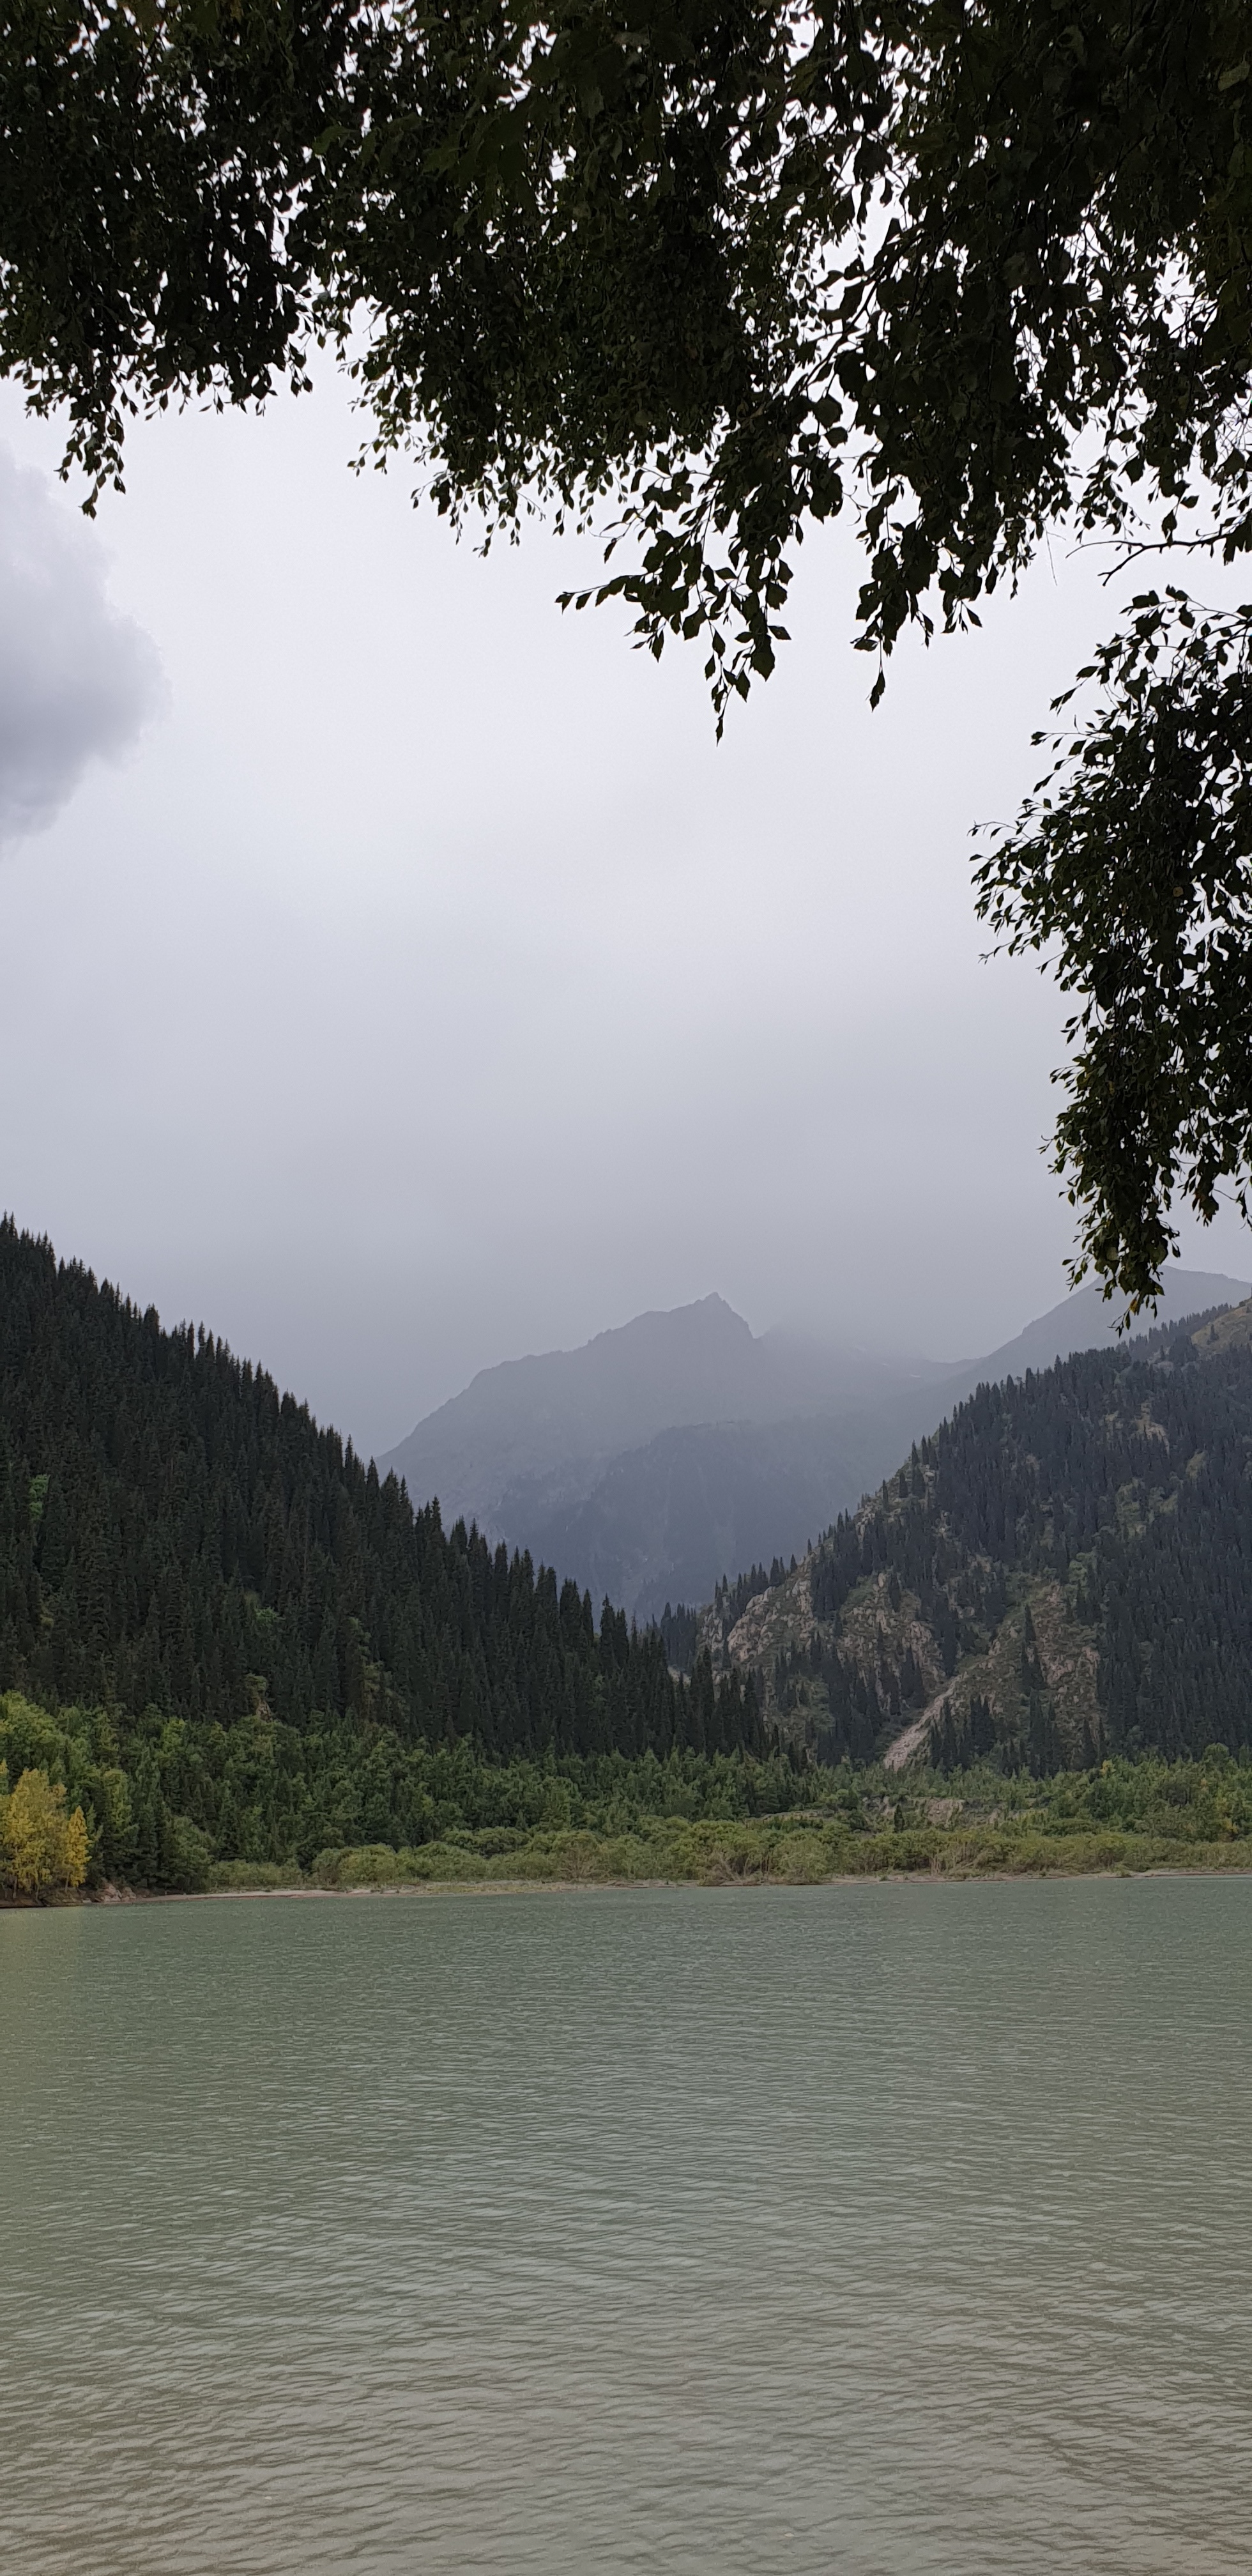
[[0, 376, 1249, 1457], [0, 447, 162, 845]]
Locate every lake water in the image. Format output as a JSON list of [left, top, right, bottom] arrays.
[[4, 1878, 1251, 2573]]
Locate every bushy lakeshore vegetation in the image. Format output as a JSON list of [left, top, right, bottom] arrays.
[[5, 1687, 1252, 1900]]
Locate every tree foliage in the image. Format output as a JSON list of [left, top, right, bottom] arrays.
[[0, 1759, 89, 1894], [3, 3, 1251, 1287], [977, 592, 1252, 1302]]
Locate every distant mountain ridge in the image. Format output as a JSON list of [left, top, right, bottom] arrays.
[[942, 1275, 1252, 1388], [378, 1291, 949, 1557], [378, 1270, 1250, 1619]]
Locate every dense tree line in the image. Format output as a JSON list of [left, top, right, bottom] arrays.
[[0, 1225, 765, 1793], [797, 1313, 1252, 1765], [0, 1689, 804, 1892]]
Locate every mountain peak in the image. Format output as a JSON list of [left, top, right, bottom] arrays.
[[378, 1292, 768, 1528], [376, 1265, 1252, 1610]]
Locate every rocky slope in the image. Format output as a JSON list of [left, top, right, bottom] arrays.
[[702, 1301, 1252, 1770]]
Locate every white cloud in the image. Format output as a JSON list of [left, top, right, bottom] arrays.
[[0, 447, 162, 845]]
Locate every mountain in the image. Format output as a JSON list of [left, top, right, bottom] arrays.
[[507, 1415, 903, 1631], [705, 1299, 1252, 1771], [5, 1219, 1251, 1896], [0, 1222, 767, 1885], [377, 1291, 947, 1570], [379, 1270, 1249, 1619], [939, 1271, 1252, 1389]]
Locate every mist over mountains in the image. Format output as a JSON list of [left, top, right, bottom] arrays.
[[378, 1269, 1251, 1620]]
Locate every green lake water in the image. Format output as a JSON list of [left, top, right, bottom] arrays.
[[4, 1877, 1251, 2573]]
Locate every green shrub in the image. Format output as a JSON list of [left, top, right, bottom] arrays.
[[206, 1859, 305, 1892]]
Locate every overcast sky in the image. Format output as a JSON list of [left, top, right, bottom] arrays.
[[0, 369, 1248, 1455]]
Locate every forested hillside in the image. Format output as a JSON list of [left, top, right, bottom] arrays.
[[710, 1309, 1252, 1771], [0, 1225, 767, 1884]]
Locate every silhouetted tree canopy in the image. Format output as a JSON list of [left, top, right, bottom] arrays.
[[4, 2, 1250, 1297]]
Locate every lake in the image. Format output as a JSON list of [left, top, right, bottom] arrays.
[[4, 1878, 1251, 2572]]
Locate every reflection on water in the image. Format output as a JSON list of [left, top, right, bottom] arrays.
[[3, 1877, 1251, 2573]]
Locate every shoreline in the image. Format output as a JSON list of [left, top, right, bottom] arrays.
[[7, 1855, 1252, 1911]]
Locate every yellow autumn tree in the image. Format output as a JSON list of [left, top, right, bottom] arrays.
[[0, 1767, 91, 1897]]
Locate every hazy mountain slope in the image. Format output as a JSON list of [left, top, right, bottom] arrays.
[[378, 1292, 947, 1535], [705, 1301, 1252, 1772], [939, 1269, 1252, 1392], [506, 1415, 903, 1629], [379, 1294, 759, 1529], [486, 1268, 1249, 1619]]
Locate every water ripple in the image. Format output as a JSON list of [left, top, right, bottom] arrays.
[[3, 1878, 1251, 2572]]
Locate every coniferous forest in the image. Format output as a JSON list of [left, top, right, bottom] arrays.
[[733, 1304, 1252, 1773], [0, 1223, 775, 1887]]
